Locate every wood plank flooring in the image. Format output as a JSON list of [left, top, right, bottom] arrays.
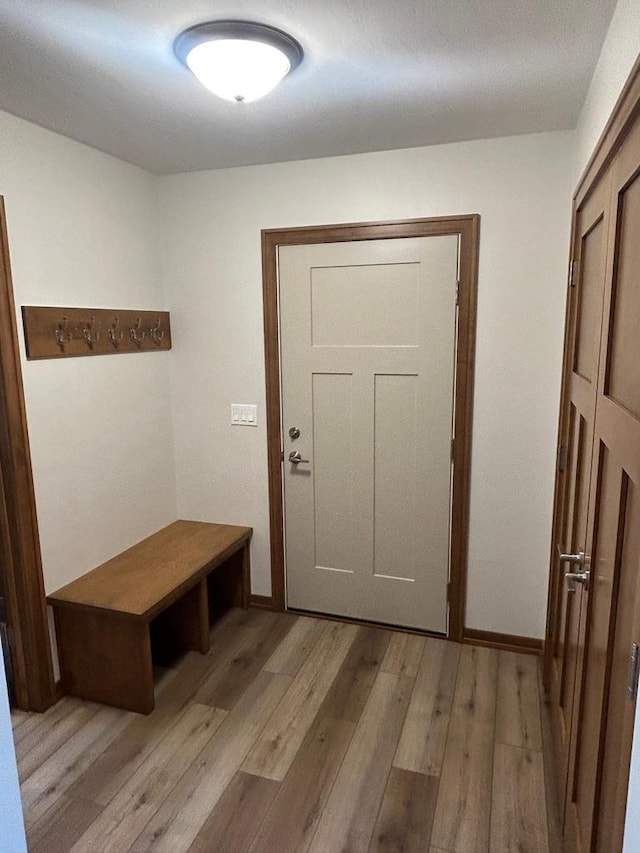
[[11, 608, 558, 853]]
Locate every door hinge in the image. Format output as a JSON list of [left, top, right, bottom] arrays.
[[557, 445, 568, 473], [569, 259, 578, 288], [450, 438, 455, 462], [628, 643, 639, 701], [455, 280, 460, 305], [280, 449, 284, 462]]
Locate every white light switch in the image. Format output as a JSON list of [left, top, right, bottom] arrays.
[[231, 404, 258, 426]]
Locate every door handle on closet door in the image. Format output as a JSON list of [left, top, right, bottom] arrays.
[[564, 571, 590, 589], [560, 551, 586, 567], [560, 551, 590, 591]]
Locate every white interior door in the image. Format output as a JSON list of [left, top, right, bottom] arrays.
[[279, 235, 458, 632]]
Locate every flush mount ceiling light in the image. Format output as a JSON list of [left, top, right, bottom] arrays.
[[174, 20, 303, 103]]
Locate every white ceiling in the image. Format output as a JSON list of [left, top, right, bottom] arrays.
[[0, 0, 617, 175]]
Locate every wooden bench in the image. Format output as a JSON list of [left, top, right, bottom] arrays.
[[47, 520, 252, 714]]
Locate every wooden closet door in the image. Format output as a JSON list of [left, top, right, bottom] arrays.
[[546, 105, 640, 853], [546, 170, 612, 824], [588, 115, 640, 853]]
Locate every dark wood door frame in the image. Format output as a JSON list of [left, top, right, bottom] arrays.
[[262, 215, 480, 642], [0, 196, 55, 711]]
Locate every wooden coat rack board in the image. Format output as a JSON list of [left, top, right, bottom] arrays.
[[21, 307, 172, 359]]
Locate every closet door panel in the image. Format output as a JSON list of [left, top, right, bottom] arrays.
[[604, 165, 640, 418], [591, 117, 640, 852]]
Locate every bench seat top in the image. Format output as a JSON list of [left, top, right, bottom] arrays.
[[47, 520, 252, 620]]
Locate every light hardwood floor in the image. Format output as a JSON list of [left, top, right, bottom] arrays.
[[11, 608, 560, 853]]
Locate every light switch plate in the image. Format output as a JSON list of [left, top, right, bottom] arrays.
[[231, 404, 258, 426]]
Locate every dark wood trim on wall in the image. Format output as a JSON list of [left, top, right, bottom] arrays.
[[575, 53, 640, 207], [542, 231, 577, 690], [0, 197, 55, 711], [262, 215, 480, 643], [464, 628, 543, 656], [449, 215, 480, 641], [249, 594, 274, 611]]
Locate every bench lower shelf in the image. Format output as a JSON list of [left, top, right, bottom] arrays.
[[54, 577, 216, 714], [49, 522, 251, 714]]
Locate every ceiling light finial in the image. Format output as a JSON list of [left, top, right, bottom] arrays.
[[174, 20, 303, 103]]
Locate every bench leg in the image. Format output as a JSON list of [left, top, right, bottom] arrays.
[[241, 541, 251, 609], [159, 579, 210, 654], [54, 608, 155, 714], [211, 543, 250, 610]]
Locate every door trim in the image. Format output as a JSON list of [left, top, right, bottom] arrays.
[[463, 628, 543, 656], [575, 53, 640, 208], [0, 196, 55, 711], [262, 215, 480, 642]]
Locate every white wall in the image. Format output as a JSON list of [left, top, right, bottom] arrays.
[[0, 110, 177, 596], [0, 654, 27, 853], [158, 129, 574, 639], [575, 0, 640, 177], [0, 109, 574, 650]]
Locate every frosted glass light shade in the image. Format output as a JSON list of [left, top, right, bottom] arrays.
[[187, 39, 290, 102], [174, 21, 303, 104]]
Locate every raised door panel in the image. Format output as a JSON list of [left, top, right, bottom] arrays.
[[312, 372, 357, 576], [570, 444, 626, 851], [373, 374, 420, 581], [604, 167, 640, 419], [558, 412, 588, 724], [594, 481, 640, 853], [573, 217, 606, 383]]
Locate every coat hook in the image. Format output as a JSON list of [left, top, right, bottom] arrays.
[[149, 317, 164, 345], [108, 317, 124, 348], [55, 316, 72, 351], [130, 318, 145, 347], [83, 316, 99, 349]]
